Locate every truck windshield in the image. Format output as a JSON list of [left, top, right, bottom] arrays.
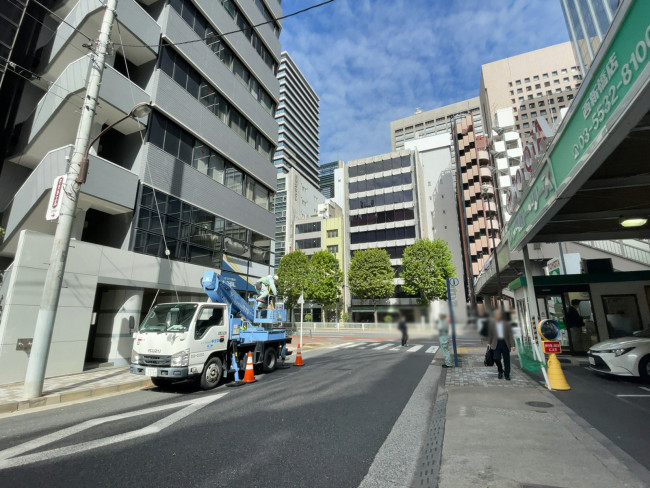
[[139, 304, 198, 333]]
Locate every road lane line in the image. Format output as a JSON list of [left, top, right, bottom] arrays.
[[328, 342, 354, 348], [616, 394, 650, 397], [0, 393, 227, 468], [407, 345, 423, 353], [425, 346, 439, 354], [373, 344, 390, 350], [640, 387, 650, 392]]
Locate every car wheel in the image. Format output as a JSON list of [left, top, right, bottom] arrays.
[[639, 355, 650, 382]]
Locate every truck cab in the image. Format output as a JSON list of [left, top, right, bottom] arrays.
[[130, 302, 230, 388]]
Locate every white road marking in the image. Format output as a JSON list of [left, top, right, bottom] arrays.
[[616, 394, 650, 398], [373, 344, 390, 350], [0, 393, 227, 470], [342, 343, 362, 348], [425, 346, 439, 354], [640, 387, 650, 392], [358, 343, 380, 349], [389, 347, 401, 351], [407, 345, 423, 353], [328, 342, 354, 348]]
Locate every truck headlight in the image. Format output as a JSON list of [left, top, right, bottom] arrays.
[[131, 350, 140, 365], [171, 349, 190, 367]]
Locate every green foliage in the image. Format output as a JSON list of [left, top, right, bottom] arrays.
[[348, 248, 395, 305], [276, 250, 311, 313], [0, 227, 4, 243], [401, 239, 456, 304], [383, 315, 393, 323], [340, 312, 350, 322], [304, 313, 313, 322], [306, 251, 343, 311]]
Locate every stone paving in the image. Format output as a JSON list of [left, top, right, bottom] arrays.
[[443, 350, 538, 388]]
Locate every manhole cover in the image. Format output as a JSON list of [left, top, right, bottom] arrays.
[[525, 401, 554, 408]]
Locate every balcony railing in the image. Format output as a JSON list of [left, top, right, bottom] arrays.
[[578, 240, 650, 266]]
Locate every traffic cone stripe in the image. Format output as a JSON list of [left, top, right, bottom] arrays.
[[242, 352, 256, 383]]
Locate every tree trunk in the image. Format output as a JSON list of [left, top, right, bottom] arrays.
[[373, 301, 378, 324]]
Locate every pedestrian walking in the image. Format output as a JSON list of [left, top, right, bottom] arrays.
[[436, 313, 453, 368], [398, 315, 408, 346], [486, 309, 516, 380]]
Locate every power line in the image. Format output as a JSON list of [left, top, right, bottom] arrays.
[[30, 0, 94, 42], [116, 0, 336, 49]]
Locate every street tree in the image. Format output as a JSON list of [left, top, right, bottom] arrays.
[[348, 248, 395, 324], [306, 250, 343, 322], [401, 238, 456, 305], [276, 250, 311, 320]]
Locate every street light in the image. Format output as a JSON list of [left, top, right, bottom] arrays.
[[480, 182, 505, 312], [77, 102, 152, 183]]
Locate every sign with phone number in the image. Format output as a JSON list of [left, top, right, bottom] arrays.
[[508, 0, 650, 250]]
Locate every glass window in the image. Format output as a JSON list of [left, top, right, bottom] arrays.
[[163, 122, 181, 157], [225, 164, 243, 194], [148, 112, 165, 149]]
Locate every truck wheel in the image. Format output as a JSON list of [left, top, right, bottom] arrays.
[[263, 347, 277, 373], [201, 357, 223, 390], [151, 377, 174, 389]]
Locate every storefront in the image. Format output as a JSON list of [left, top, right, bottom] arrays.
[[509, 271, 650, 355]]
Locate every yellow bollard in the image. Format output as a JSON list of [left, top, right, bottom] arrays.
[[546, 353, 571, 390]]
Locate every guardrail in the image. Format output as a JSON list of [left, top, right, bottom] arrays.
[[578, 239, 650, 266]]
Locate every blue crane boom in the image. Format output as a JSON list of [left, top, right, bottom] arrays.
[[201, 271, 255, 323]]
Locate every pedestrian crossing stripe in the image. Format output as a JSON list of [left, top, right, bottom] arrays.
[[406, 345, 423, 353], [389, 347, 401, 351], [342, 343, 362, 348], [357, 343, 380, 349], [373, 344, 390, 350], [426, 346, 439, 354], [328, 342, 354, 348]]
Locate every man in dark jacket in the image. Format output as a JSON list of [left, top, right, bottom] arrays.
[[487, 309, 516, 380], [398, 316, 408, 347]]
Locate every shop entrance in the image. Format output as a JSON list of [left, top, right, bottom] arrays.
[[538, 287, 600, 355]]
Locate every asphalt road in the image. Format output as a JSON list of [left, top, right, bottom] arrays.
[[547, 361, 650, 471], [0, 339, 437, 488]]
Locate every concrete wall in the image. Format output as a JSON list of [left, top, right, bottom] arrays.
[[0, 230, 209, 385]]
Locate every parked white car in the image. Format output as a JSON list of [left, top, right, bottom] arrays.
[[587, 329, 650, 381]]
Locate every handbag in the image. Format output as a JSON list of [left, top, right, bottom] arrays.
[[484, 345, 495, 367]]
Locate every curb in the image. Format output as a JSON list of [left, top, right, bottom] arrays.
[[0, 379, 153, 415]]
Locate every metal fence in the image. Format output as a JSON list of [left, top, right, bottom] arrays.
[[579, 239, 650, 266]]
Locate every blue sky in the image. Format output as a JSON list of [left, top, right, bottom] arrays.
[[279, 0, 570, 164]]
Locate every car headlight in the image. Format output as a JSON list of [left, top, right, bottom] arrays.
[[131, 350, 140, 365], [171, 349, 190, 367], [600, 347, 634, 356]]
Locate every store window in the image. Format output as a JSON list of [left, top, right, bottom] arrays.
[[602, 295, 643, 337]]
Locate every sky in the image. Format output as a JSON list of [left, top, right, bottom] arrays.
[[278, 0, 571, 164]]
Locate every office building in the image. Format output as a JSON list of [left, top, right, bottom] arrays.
[[0, 0, 282, 385], [453, 115, 500, 283], [292, 200, 347, 320], [273, 51, 320, 185], [390, 98, 484, 153], [560, 0, 621, 74], [480, 42, 582, 142], [347, 151, 425, 322], [273, 167, 323, 263]]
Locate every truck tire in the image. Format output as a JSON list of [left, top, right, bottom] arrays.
[[263, 347, 277, 373], [151, 377, 174, 389], [200, 357, 223, 390]]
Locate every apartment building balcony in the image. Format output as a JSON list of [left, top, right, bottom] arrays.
[[0, 145, 139, 257], [39, 0, 159, 83], [480, 167, 493, 180], [12, 56, 150, 169], [477, 149, 489, 164]]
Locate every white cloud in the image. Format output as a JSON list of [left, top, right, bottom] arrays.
[[280, 0, 569, 164]]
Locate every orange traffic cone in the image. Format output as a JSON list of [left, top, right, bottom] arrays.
[[294, 344, 304, 366], [242, 352, 256, 383]]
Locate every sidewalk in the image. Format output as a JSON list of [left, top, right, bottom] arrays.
[[437, 349, 650, 488], [0, 367, 152, 415]]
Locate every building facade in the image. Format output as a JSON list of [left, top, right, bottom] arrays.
[[480, 42, 582, 143], [347, 151, 425, 322], [560, 0, 621, 75], [390, 98, 484, 152], [0, 0, 282, 385]]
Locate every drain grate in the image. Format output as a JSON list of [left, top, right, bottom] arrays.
[[525, 401, 554, 408], [412, 391, 448, 487]]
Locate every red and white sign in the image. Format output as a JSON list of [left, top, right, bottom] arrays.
[[46, 175, 66, 221], [543, 341, 562, 354]]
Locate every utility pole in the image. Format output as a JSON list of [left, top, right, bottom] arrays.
[[23, 0, 118, 399]]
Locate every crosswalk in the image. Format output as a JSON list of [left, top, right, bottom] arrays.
[[328, 342, 439, 356]]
